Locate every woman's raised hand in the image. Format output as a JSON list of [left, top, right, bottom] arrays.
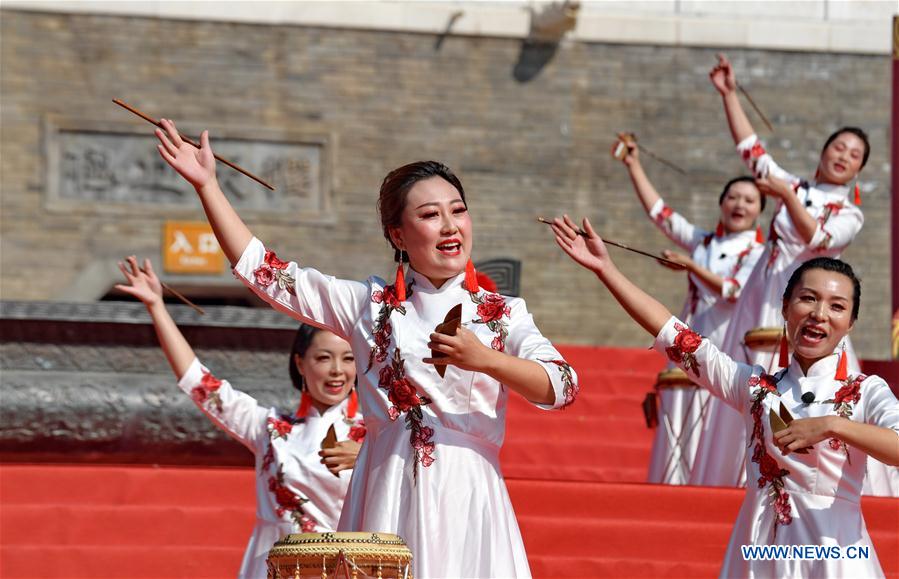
[[709, 53, 737, 96], [115, 256, 163, 307], [155, 119, 217, 191], [551, 215, 611, 274], [659, 250, 693, 272], [755, 174, 792, 199], [619, 133, 640, 167]]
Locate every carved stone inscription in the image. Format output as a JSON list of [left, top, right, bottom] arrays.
[[53, 130, 325, 214]]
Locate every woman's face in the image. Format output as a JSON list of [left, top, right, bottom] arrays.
[[817, 132, 866, 186], [782, 268, 855, 367], [389, 176, 472, 288], [720, 181, 763, 234], [294, 331, 356, 412]]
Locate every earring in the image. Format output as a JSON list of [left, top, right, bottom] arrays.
[[853, 183, 861, 206], [462, 259, 479, 293], [296, 376, 313, 417], [834, 344, 848, 381], [394, 249, 406, 302], [347, 388, 358, 419], [715, 221, 724, 237], [755, 225, 764, 244], [778, 324, 789, 368]]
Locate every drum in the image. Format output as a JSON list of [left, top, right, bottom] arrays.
[[743, 326, 782, 352], [267, 532, 413, 579], [654, 367, 694, 390]]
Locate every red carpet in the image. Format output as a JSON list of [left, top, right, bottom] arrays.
[[2, 346, 897, 578]]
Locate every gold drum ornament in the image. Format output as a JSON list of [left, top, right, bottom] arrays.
[[266, 532, 413, 579]]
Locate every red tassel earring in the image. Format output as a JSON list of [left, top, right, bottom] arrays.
[[346, 388, 358, 419], [296, 390, 313, 418], [394, 250, 406, 302], [755, 225, 764, 244], [834, 346, 848, 381], [778, 325, 789, 368], [463, 259, 479, 293], [715, 221, 724, 237], [853, 183, 861, 206]]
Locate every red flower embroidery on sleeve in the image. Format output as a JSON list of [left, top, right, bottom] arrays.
[[266, 417, 293, 440], [664, 323, 703, 377], [191, 369, 224, 414], [540, 359, 578, 408], [252, 249, 296, 294], [824, 374, 865, 461], [468, 290, 511, 352]]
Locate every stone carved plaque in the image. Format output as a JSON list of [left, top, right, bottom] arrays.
[[46, 121, 331, 221]]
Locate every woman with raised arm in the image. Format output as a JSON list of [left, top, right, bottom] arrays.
[[550, 215, 898, 578], [620, 140, 765, 485], [115, 256, 364, 579], [153, 120, 578, 578], [703, 53, 869, 487]]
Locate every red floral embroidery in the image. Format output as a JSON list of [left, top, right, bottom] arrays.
[[268, 464, 317, 531], [378, 348, 434, 478], [653, 204, 675, 233], [824, 374, 865, 462], [191, 370, 223, 414], [366, 283, 410, 372], [748, 372, 793, 539], [664, 323, 703, 377], [253, 250, 296, 295], [469, 291, 510, 352], [348, 422, 367, 443], [541, 359, 578, 408], [267, 417, 293, 440]]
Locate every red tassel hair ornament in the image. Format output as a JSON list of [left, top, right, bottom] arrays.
[[778, 327, 789, 368], [834, 347, 848, 381], [715, 221, 725, 237], [394, 250, 406, 302], [853, 183, 861, 206], [296, 390, 314, 418], [462, 259, 479, 293], [346, 388, 358, 419], [755, 225, 764, 244]]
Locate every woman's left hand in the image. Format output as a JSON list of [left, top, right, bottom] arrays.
[[424, 325, 496, 373], [319, 440, 362, 475], [774, 416, 835, 455], [659, 250, 693, 272]]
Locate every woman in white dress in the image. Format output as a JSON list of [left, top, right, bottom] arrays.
[[549, 215, 898, 578], [152, 120, 579, 578], [619, 141, 765, 484], [699, 54, 869, 488], [116, 257, 364, 579]]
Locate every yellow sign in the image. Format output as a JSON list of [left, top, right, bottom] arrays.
[[163, 221, 225, 274]]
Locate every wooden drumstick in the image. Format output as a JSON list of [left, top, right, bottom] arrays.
[[537, 217, 687, 270], [737, 83, 775, 134], [136, 266, 206, 315], [112, 99, 275, 191]]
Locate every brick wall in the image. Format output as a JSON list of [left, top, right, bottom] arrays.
[[0, 10, 892, 357]]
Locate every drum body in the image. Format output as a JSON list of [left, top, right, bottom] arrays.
[[743, 326, 782, 352], [267, 532, 413, 579]]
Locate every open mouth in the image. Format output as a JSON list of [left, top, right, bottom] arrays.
[[833, 163, 846, 173], [323, 380, 345, 393], [436, 239, 462, 256], [799, 325, 827, 345]]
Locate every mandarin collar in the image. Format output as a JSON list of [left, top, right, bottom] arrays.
[[788, 351, 840, 380], [808, 181, 849, 198], [408, 268, 466, 294]]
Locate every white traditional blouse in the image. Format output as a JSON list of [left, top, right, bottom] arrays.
[[232, 237, 578, 578], [178, 357, 365, 579], [656, 316, 898, 578]]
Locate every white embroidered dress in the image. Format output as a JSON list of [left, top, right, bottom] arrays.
[[233, 237, 579, 579], [178, 358, 363, 579], [656, 316, 898, 578], [700, 134, 865, 487], [645, 198, 764, 484]]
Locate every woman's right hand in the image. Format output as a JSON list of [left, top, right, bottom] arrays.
[[619, 133, 640, 167], [115, 256, 163, 307], [709, 53, 737, 96], [155, 119, 217, 191]]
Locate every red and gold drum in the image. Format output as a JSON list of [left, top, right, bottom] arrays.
[[267, 532, 413, 579]]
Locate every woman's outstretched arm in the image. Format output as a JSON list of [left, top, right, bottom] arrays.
[[550, 215, 670, 337], [155, 119, 252, 264], [709, 53, 755, 147]]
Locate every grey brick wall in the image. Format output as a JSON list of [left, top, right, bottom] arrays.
[[1, 10, 891, 358]]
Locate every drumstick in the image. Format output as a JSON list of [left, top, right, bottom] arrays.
[[112, 99, 275, 191], [613, 133, 687, 175], [137, 266, 206, 315], [537, 217, 687, 270], [737, 83, 775, 134]]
